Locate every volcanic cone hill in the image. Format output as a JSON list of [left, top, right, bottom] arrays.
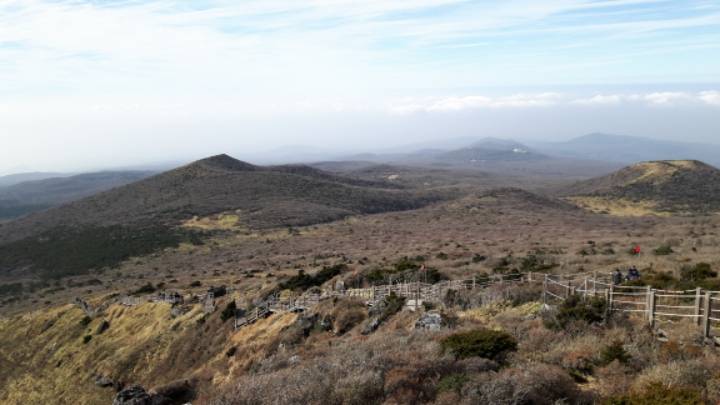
[[561, 160, 720, 216], [0, 154, 443, 278]]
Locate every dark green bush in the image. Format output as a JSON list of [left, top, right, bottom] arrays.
[[279, 264, 347, 291], [654, 245, 674, 256], [0, 225, 204, 279], [378, 292, 405, 322], [598, 340, 631, 366], [545, 295, 606, 330], [132, 283, 156, 295], [436, 252, 449, 260], [440, 329, 517, 361], [220, 301, 237, 322], [82, 335, 92, 344], [436, 373, 469, 394], [680, 262, 716, 282], [80, 316, 92, 327]]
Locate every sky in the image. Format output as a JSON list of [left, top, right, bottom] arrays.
[[0, 0, 719, 174]]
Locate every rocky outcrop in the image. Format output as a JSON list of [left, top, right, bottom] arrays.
[[112, 380, 195, 405], [113, 385, 151, 405], [414, 312, 445, 331]]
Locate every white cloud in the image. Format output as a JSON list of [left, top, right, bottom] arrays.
[[699, 91, 720, 106], [389, 93, 564, 113]]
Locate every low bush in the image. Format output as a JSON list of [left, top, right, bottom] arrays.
[[221, 301, 237, 322], [654, 245, 674, 256], [545, 295, 606, 331], [605, 383, 702, 405], [680, 262, 716, 282], [468, 364, 585, 405], [80, 316, 92, 327], [83, 335, 92, 344], [436, 373, 469, 394], [440, 329, 517, 361], [599, 340, 631, 366], [279, 264, 347, 291], [132, 282, 156, 295]]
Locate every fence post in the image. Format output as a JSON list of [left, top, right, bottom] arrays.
[[542, 274, 548, 305], [527, 271, 533, 283], [703, 292, 712, 339], [583, 277, 588, 300], [647, 289, 656, 327], [472, 275, 476, 290], [566, 280, 573, 298], [592, 271, 597, 297], [606, 285, 614, 315], [695, 287, 702, 326]]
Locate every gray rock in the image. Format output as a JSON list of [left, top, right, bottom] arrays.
[[361, 317, 381, 335], [113, 385, 151, 405], [94, 374, 115, 388], [414, 312, 444, 331]]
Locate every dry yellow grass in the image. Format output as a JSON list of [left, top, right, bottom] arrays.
[[0, 302, 208, 404], [566, 196, 671, 217]]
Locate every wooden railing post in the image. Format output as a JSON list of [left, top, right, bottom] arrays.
[[694, 287, 702, 326], [703, 292, 712, 339], [606, 285, 614, 315], [472, 275, 476, 290], [583, 277, 588, 300], [566, 280, 573, 298], [542, 274, 548, 305], [527, 272, 533, 283], [647, 289, 656, 327], [592, 271, 597, 297]]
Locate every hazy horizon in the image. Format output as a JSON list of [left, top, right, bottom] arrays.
[[1, 0, 719, 174]]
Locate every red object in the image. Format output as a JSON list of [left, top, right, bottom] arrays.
[[633, 246, 641, 255]]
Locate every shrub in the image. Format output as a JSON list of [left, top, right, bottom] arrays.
[[545, 295, 606, 331], [221, 301, 237, 322], [680, 262, 716, 282], [189, 281, 202, 288], [436, 373, 469, 394], [279, 264, 347, 291], [436, 252, 449, 260], [83, 335, 92, 344], [226, 346, 237, 357], [440, 329, 517, 361], [654, 245, 674, 256], [132, 282, 156, 295], [472, 254, 487, 263], [80, 316, 92, 327], [469, 364, 584, 405], [599, 340, 631, 366], [378, 292, 405, 322], [605, 383, 702, 405]]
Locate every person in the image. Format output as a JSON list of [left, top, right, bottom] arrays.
[[628, 266, 640, 281], [613, 269, 623, 285]]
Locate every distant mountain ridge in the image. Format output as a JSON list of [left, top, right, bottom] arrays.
[[531, 133, 720, 166], [0, 171, 154, 220]]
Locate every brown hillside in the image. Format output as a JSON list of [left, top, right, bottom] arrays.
[[562, 160, 720, 215]]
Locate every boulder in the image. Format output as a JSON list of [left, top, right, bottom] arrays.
[[149, 379, 195, 405], [94, 374, 115, 388], [414, 312, 444, 331], [113, 385, 151, 405], [361, 317, 381, 335]]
